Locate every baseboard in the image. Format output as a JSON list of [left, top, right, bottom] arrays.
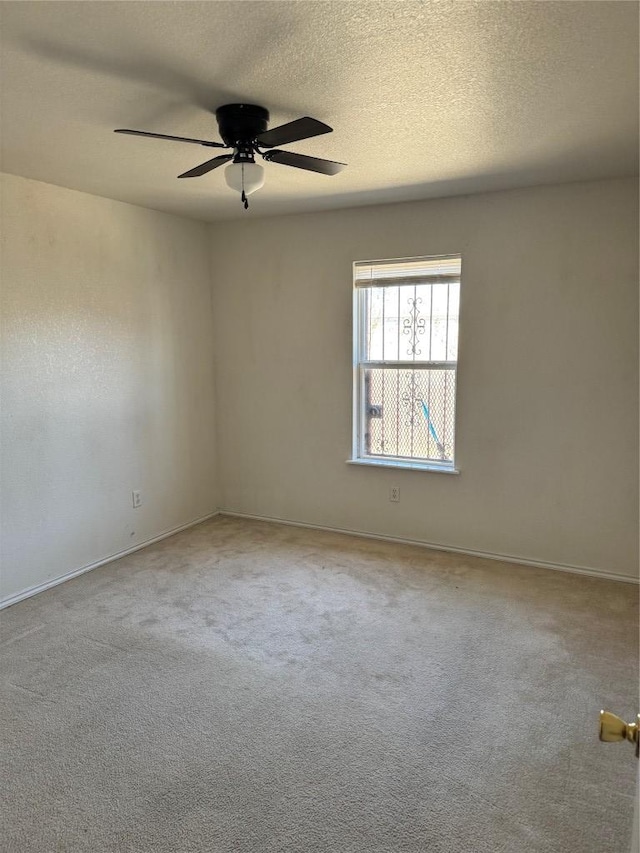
[[3, 508, 635, 609], [219, 510, 639, 585], [0, 510, 221, 610]]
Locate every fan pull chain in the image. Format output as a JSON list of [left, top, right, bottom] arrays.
[[240, 163, 249, 209]]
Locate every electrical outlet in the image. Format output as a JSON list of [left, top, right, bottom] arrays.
[[132, 490, 142, 509], [389, 486, 400, 503]]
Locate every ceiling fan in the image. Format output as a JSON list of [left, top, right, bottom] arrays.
[[115, 103, 346, 209]]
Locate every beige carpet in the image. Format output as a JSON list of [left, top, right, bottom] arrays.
[[1, 516, 638, 852]]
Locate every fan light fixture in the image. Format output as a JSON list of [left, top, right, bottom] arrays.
[[225, 161, 265, 207], [114, 103, 346, 211]]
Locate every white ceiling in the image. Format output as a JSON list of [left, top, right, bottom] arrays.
[[1, 1, 638, 222]]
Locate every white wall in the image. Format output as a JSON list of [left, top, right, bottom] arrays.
[[2, 175, 636, 600], [211, 178, 639, 580], [0, 173, 218, 603]]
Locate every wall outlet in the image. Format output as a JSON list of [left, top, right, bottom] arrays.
[[132, 490, 142, 508], [389, 486, 400, 503]]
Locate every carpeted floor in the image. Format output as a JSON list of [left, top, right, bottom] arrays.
[[1, 516, 638, 852]]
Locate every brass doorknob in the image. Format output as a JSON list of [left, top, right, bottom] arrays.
[[599, 710, 640, 757]]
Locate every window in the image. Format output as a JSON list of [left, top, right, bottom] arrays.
[[352, 255, 461, 472]]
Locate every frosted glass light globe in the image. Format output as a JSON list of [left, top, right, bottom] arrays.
[[225, 162, 265, 196]]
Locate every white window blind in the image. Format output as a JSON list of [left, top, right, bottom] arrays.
[[354, 255, 462, 288]]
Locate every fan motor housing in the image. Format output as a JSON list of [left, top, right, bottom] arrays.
[[215, 104, 269, 147]]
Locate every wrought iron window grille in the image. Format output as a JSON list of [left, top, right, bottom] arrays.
[[352, 255, 461, 470]]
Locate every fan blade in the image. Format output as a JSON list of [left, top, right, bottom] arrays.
[[256, 117, 332, 148], [177, 154, 234, 178], [263, 149, 346, 176], [114, 129, 227, 148]]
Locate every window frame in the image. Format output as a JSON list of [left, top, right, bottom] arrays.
[[350, 254, 461, 474]]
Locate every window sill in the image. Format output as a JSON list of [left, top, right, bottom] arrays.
[[346, 458, 460, 474]]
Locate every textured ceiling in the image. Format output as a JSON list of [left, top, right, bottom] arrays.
[[1, 1, 638, 221]]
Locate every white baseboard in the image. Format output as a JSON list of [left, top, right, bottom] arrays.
[[0, 511, 221, 610], [220, 510, 639, 585], [3, 507, 635, 610]]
